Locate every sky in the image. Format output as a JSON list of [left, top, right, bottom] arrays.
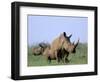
[[28, 15, 88, 46]]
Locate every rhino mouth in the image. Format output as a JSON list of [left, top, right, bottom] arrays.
[[72, 49, 76, 53]]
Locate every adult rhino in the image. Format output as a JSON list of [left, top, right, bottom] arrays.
[[43, 32, 79, 63]]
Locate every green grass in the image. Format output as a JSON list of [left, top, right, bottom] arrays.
[[28, 43, 88, 66]]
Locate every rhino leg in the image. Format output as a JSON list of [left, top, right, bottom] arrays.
[[57, 49, 66, 63], [64, 54, 69, 63], [65, 57, 69, 63], [57, 57, 60, 63], [55, 51, 61, 63], [56, 49, 62, 63], [58, 54, 64, 63], [47, 56, 51, 63], [61, 55, 65, 63]]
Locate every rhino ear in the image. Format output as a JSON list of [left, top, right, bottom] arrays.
[[59, 32, 66, 39], [63, 32, 66, 37], [39, 44, 44, 48], [68, 34, 72, 38]]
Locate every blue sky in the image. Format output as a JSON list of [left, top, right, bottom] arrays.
[[28, 15, 88, 46]]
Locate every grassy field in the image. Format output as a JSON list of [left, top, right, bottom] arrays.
[[28, 43, 88, 66]]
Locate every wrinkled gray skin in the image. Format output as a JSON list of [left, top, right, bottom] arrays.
[[43, 32, 79, 63]]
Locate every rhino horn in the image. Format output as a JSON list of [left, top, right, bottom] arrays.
[[75, 39, 79, 48]]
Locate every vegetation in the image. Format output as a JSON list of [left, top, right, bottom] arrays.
[[28, 43, 88, 66]]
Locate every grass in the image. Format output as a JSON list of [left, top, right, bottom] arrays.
[[28, 43, 88, 66]]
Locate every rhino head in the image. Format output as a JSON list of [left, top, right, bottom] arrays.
[[60, 32, 79, 53]]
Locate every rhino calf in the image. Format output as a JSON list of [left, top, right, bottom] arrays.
[[32, 43, 50, 56]]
